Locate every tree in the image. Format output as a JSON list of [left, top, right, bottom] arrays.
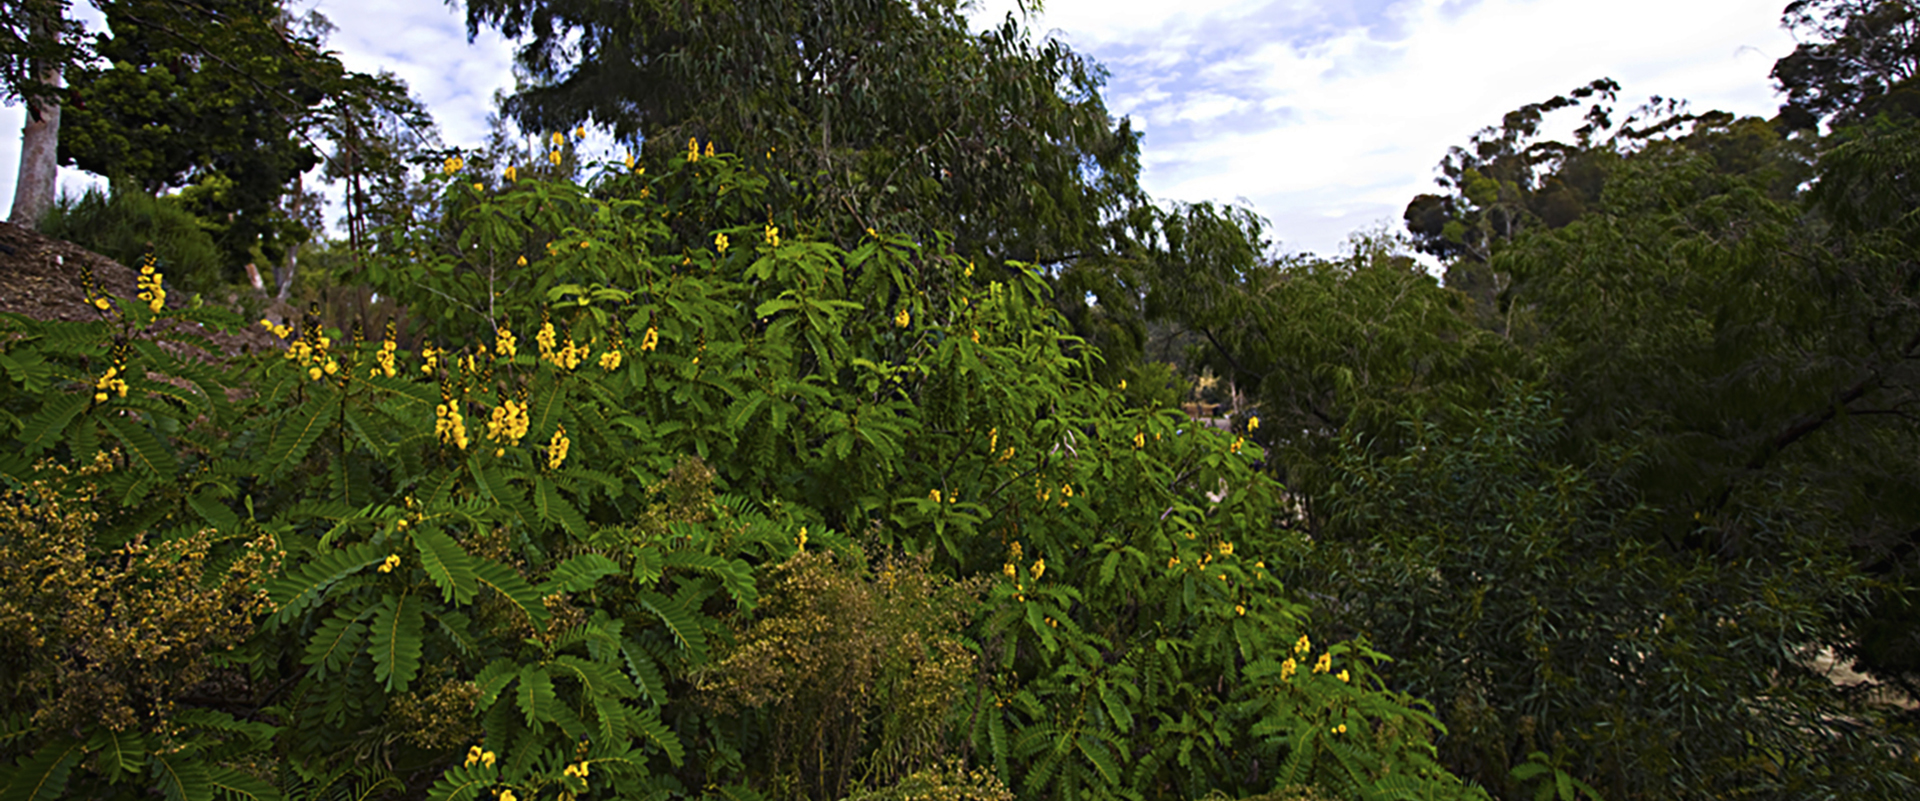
[[0, 0, 88, 228], [1772, 0, 1920, 129]]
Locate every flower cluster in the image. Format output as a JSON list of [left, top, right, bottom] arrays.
[[435, 386, 468, 449], [284, 325, 338, 382], [764, 224, 780, 248], [598, 343, 623, 371], [93, 365, 127, 404], [135, 254, 166, 313], [372, 322, 399, 378], [503, 165, 517, 183], [494, 325, 518, 360], [715, 232, 730, 254], [443, 156, 464, 175], [420, 345, 441, 375], [378, 554, 401, 573], [464, 746, 497, 768], [894, 309, 911, 328], [487, 398, 531, 451], [640, 326, 659, 352], [547, 424, 571, 470], [258, 318, 293, 339]]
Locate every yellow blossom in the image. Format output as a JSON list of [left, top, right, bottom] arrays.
[[549, 150, 562, 166], [1133, 431, 1145, 449], [1169, 556, 1180, 568], [624, 152, 635, 171], [472, 182, 484, 192], [1031, 558, 1045, 580], [1249, 415, 1261, 431], [1338, 669, 1349, 683], [797, 526, 808, 551], [378, 554, 401, 573], [929, 488, 942, 503], [970, 329, 980, 343], [92, 297, 111, 311], [548, 424, 571, 470], [517, 255, 528, 266], [442, 156, 463, 175], [687, 137, 700, 161], [1003, 563, 1016, 580], [894, 309, 910, 328], [574, 125, 585, 140], [705, 141, 714, 157], [640, 326, 659, 352], [1219, 541, 1233, 556], [598, 348, 622, 371], [1295, 634, 1311, 655], [486, 399, 531, 446], [764, 224, 780, 247], [1231, 436, 1244, 454], [1280, 658, 1297, 682], [1314, 652, 1331, 674], [504, 165, 517, 182], [1236, 604, 1246, 616], [715, 232, 729, 253], [495, 326, 518, 359], [436, 403, 470, 450], [552, 131, 566, 147]]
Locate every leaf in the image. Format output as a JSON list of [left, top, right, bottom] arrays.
[[18, 392, 86, 456], [0, 738, 82, 801], [149, 750, 212, 801], [301, 605, 370, 679], [636, 590, 708, 663], [553, 654, 639, 700], [207, 767, 282, 801], [427, 763, 497, 801], [621, 639, 667, 704], [188, 487, 242, 537], [102, 413, 179, 479], [472, 559, 550, 627], [534, 477, 589, 539], [630, 706, 684, 767], [86, 728, 147, 782], [516, 665, 558, 730], [266, 392, 338, 468], [411, 524, 478, 604], [1076, 734, 1121, 787], [266, 543, 384, 626], [472, 659, 518, 709], [662, 551, 757, 609], [369, 592, 426, 693], [538, 552, 619, 596]]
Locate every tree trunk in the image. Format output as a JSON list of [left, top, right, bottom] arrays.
[[8, 22, 62, 231]]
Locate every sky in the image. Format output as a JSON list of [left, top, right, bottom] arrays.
[[0, 0, 1802, 260]]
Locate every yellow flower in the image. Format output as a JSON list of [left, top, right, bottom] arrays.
[[481, 750, 495, 768], [894, 309, 910, 328], [579, 240, 589, 249], [1249, 415, 1261, 431], [472, 182, 484, 192], [640, 326, 659, 352], [1003, 563, 1016, 579], [624, 152, 635, 171], [1031, 558, 1045, 580], [1236, 604, 1245, 616], [715, 232, 729, 253], [1219, 541, 1233, 556], [929, 488, 942, 503], [574, 125, 586, 140], [436, 403, 470, 449], [1280, 658, 1297, 682], [504, 165, 517, 182], [1295, 634, 1311, 655], [970, 329, 980, 343], [549, 150, 562, 166], [92, 297, 111, 311], [866, 227, 878, 239], [548, 424, 571, 470], [598, 348, 622, 371], [552, 131, 566, 147], [487, 399, 531, 446], [1168, 556, 1179, 568], [1133, 431, 1145, 449], [705, 141, 715, 157], [797, 526, 808, 551], [378, 554, 401, 573], [1231, 436, 1244, 454], [1313, 652, 1331, 674], [495, 326, 517, 359], [500, 790, 516, 801], [442, 156, 464, 174], [764, 224, 780, 247], [1338, 669, 1350, 683], [516, 255, 528, 266], [687, 137, 700, 162]]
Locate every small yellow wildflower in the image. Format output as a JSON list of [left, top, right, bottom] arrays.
[[1031, 558, 1045, 580], [500, 790, 517, 801], [517, 255, 528, 266], [472, 182, 484, 192], [1231, 436, 1244, 454], [549, 150, 562, 166], [764, 224, 780, 247], [599, 347, 622, 371], [574, 125, 585, 140], [705, 141, 715, 157], [640, 326, 659, 352], [624, 152, 635, 171], [1338, 669, 1350, 683], [378, 554, 401, 573], [797, 526, 808, 551], [866, 227, 878, 239], [1313, 652, 1331, 674], [1236, 604, 1246, 616], [1295, 634, 1311, 655], [92, 297, 111, 311], [504, 165, 517, 182], [486, 399, 531, 446], [1003, 563, 1016, 580], [1133, 431, 1145, 449], [894, 309, 910, 328], [1249, 415, 1261, 431], [442, 156, 463, 175], [548, 424, 571, 470], [495, 326, 517, 359], [552, 131, 566, 147], [1169, 556, 1180, 568], [687, 137, 699, 162], [970, 329, 980, 343], [436, 403, 470, 450], [715, 232, 729, 253], [1219, 541, 1233, 556], [929, 488, 942, 503], [1280, 658, 1297, 682]]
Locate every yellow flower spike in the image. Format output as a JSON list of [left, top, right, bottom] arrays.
[[1231, 436, 1244, 454], [624, 152, 635, 171], [481, 750, 495, 768], [1295, 634, 1311, 655], [687, 137, 699, 162], [894, 309, 910, 328], [599, 348, 622, 371], [764, 224, 779, 247], [1338, 669, 1350, 683], [1249, 415, 1261, 431], [1133, 431, 1145, 449], [1031, 558, 1045, 580], [797, 526, 808, 551], [640, 326, 659, 352], [1314, 652, 1331, 673], [1003, 563, 1016, 579], [548, 424, 571, 470], [552, 131, 566, 147], [715, 232, 729, 253], [495, 326, 517, 359], [1280, 658, 1297, 682], [504, 165, 517, 182], [988, 427, 998, 453], [928, 488, 942, 503], [549, 150, 562, 166], [705, 141, 714, 157]]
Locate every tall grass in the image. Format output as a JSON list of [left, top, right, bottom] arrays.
[[41, 183, 227, 297]]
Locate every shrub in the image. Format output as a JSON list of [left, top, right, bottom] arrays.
[[41, 182, 227, 297]]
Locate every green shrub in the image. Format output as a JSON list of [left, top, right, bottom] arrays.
[[41, 182, 226, 297]]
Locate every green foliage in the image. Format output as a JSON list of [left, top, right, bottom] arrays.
[[40, 183, 226, 296], [0, 149, 1483, 801]]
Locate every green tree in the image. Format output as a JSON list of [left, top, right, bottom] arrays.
[[1772, 0, 1920, 130]]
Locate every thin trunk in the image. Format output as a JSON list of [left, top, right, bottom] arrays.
[[277, 173, 302, 300], [8, 23, 61, 230]]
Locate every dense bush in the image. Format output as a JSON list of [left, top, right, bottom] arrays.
[[40, 182, 227, 297], [0, 149, 1487, 801]]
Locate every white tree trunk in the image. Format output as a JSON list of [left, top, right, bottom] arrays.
[[8, 58, 61, 230]]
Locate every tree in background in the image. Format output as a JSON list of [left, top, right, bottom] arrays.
[[1772, 0, 1919, 130], [0, 0, 88, 228]]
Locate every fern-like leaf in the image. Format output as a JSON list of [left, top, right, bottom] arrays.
[[208, 767, 282, 801], [301, 605, 371, 679], [533, 477, 589, 538], [102, 413, 179, 478], [369, 592, 426, 693], [471, 559, 550, 627], [410, 524, 477, 604], [538, 552, 619, 596], [266, 543, 384, 626], [266, 392, 338, 468], [636, 590, 708, 663], [516, 665, 558, 730], [149, 750, 212, 801], [0, 738, 83, 801]]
